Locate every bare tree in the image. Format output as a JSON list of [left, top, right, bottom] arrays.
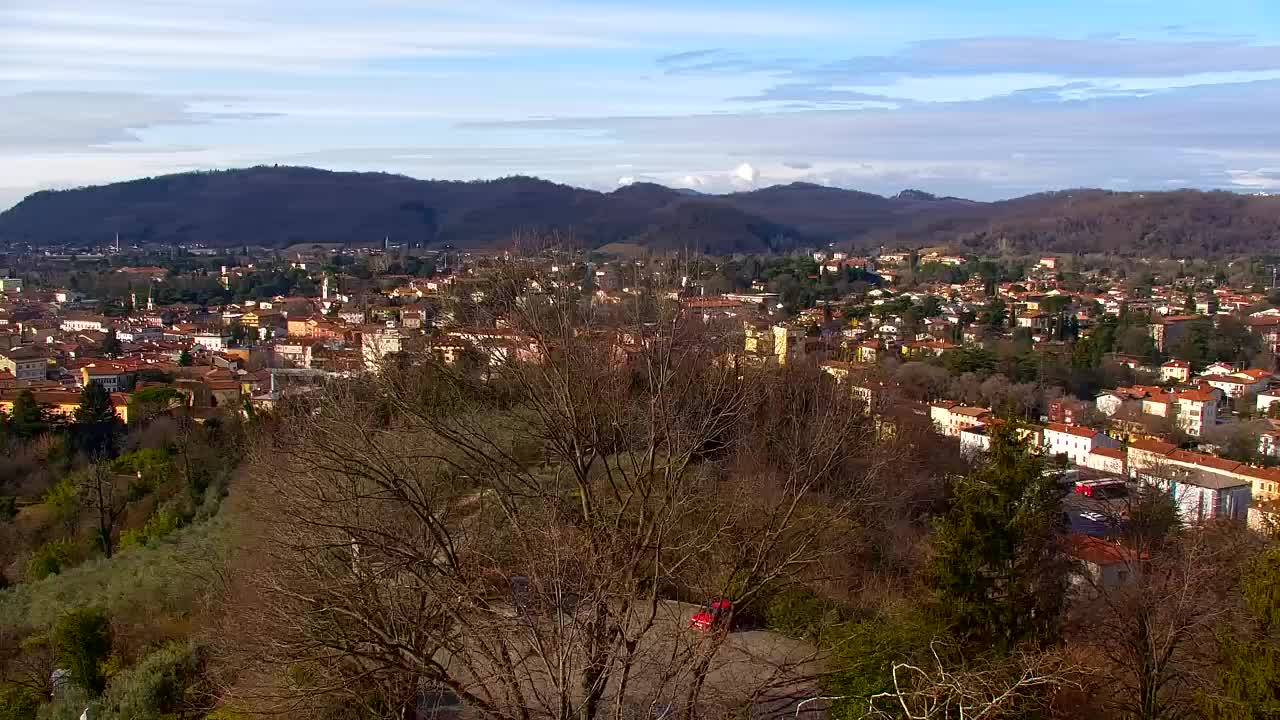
[[79, 461, 129, 559], [221, 258, 886, 720], [856, 643, 1082, 720], [1072, 491, 1249, 720]]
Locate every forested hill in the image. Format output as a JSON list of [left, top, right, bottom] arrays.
[[2, 166, 1279, 256]]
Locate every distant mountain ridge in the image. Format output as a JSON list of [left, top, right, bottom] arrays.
[[2, 166, 1278, 256]]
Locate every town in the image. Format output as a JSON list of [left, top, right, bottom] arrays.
[[3, 235, 1280, 720], [5, 243, 1278, 528]]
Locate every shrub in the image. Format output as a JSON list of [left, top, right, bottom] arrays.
[[0, 687, 39, 720], [763, 587, 845, 640], [118, 512, 182, 551], [825, 610, 946, 720], [26, 539, 83, 582], [99, 641, 207, 720], [51, 608, 113, 697], [42, 476, 79, 531]]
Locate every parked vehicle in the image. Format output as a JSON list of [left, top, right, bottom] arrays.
[[1074, 478, 1127, 498], [689, 598, 732, 631]]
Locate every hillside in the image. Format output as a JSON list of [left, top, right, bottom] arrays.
[[875, 189, 1280, 257], [2, 167, 1279, 255]]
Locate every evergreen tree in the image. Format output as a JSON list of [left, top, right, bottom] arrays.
[[1202, 546, 1280, 719], [52, 607, 113, 697], [178, 348, 193, 367], [101, 328, 122, 357], [72, 381, 121, 459], [6, 388, 46, 439], [928, 423, 1067, 651]]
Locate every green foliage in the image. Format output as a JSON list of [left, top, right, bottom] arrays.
[[42, 476, 80, 530], [51, 608, 113, 696], [826, 610, 946, 719], [0, 496, 15, 522], [762, 588, 844, 641], [99, 641, 207, 720], [0, 687, 39, 720], [72, 382, 122, 459], [118, 511, 182, 551], [127, 388, 183, 424], [101, 329, 122, 358], [112, 448, 172, 498], [0, 514, 231, 632], [26, 539, 84, 581], [177, 350, 192, 367], [1201, 546, 1280, 719], [927, 423, 1066, 651], [5, 390, 48, 440]]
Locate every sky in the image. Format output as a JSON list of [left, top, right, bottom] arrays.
[[3, 0, 1280, 210]]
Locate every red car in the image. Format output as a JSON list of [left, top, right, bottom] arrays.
[[689, 598, 732, 631]]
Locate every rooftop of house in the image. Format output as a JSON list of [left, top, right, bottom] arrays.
[[1046, 422, 1099, 439], [1070, 534, 1140, 567], [1129, 438, 1178, 456]]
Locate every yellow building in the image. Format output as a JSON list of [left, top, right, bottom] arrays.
[[0, 389, 130, 424]]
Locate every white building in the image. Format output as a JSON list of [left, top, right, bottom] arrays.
[[1084, 447, 1127, 475], [1173, 388, 1218, 437], [1043, 423, 1120, 467], [1127, 443, 1252, 523], [362, 324, 406, 370], [1160, 359, 1191, 383], [0, 346, 48, 380], [930, 402, 991, 438], [1201, 371, 1271, 400], [60, 316, 108, 333], [193, 333, 231, 352], [1257, 392, 1280, 415], [1095, 391, 1125, 417]]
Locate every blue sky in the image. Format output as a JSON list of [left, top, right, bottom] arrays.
[[2, 0, 1280, 209]]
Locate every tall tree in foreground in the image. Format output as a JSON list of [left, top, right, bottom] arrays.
[[928, 423, 1067, 651], [1078, 489, 1244, 720], [78, 462, 129, 558], [4, 389, 46, 441], [1201, 545, 1280, 719], [51, 608, 112, 697], [222, 258, 888, 720], [72, 381, 121, 459]]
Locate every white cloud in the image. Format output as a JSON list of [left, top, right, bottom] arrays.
[[616, 176, 637, 186], [1226, 169, 1280, 189], [732, 162, 760, 186]]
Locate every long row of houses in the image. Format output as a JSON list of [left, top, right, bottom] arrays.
[[932, 400, 1280, 529]]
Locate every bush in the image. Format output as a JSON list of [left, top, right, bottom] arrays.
[[26, 539, 83, 582], [0, 514, 232, 632], [99, 641, 207, 720], [42, 477, 79, 531], [763, 588, 845, 640], [0, 687, 39, 720], [51, 608, 113, 697], [0, 496, 16, 523], [825, 610, 946, 720], [118, 512, 182, 551]]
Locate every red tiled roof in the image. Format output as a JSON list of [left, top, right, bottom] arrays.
[[1047, 422, 1098, 438], [1168, 450, 1242, 473], [1091, 447, 1126, 460], [1070, 534, 1139, 566], [1129, 438, 1177, 456], [1238, 466, 1280, 484]]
